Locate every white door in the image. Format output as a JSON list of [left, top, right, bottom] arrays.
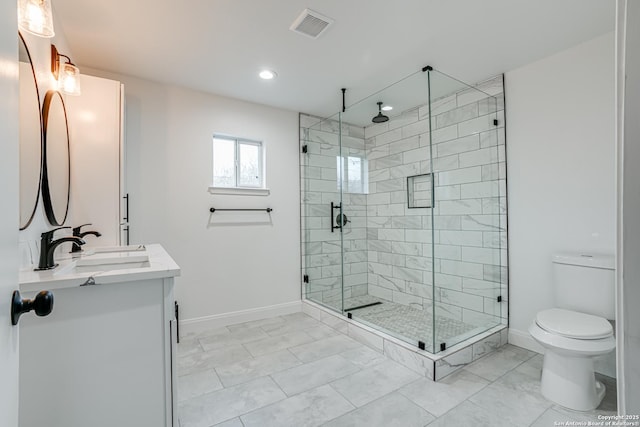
[[0, 0, 20, 425]]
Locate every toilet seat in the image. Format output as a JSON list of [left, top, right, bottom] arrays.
[[529, 322, 615, 356], [536, 308, 613, 339]]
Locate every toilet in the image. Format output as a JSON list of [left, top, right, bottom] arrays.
[[529, 253, 615, 411]]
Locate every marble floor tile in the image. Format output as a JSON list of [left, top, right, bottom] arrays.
[[271, 354, 361, 396], [463, 344, 534, 381], [323, 391, 435, 427], [199, 326, 270, 352], [226, 316, 286, 333], [530, 408, 585, 427], [180, 326, 231, 342], [330, 359, 421, 407], [426, 400, 513, 427], [469, 369, 552, 425], [178, 369, 223, 402], [178, 377, 285, 427], [288, 335, 361, 363], [339, 346, 387, 368], [178, 345, 252, 376], [304, 323, 341, 340], [177, 339, 204, 358], [240, 384, 355, 427], [242, 330, 314, 357], [514, 353, 543, 380], [399, 369, 489, 417], [215, 350, 301, 387], [260, 313, 321, 337], [212, 419, 243, 427]]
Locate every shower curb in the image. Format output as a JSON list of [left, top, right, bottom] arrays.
[[302, 299, 508, 381]]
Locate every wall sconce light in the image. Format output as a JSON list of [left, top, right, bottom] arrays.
[[18, 0, 55, 38], [51, 44, 81, 96]]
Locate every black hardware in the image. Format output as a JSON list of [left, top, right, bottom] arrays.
[[331, 202, 343, 232], [347, 312, 352, 319], [493, 119, 498, 126], [36, 227, 85, 270], [123, 193, 129, 221], [418, 341, 426, 350], [341, 88, 346, 112], [71, 223, 101, 253], [344, 301, 382, 312], [422, 65, 433, 72], [303, 275, 309, 284], [124, 225, 130, 245], [175, 302, 180, 344], [440, 342, 447, 351], [11, 290, 53, 326], [335, 213, 350, 227], [497, 295, 502, 303], [302, 145, 308, 153], [209, 207, 273, 213]]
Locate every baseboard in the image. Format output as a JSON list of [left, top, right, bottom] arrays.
[[508, 328, 544, 354], [180, 301, 302, 334]]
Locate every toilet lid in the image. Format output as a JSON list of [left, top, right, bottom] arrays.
[[536, 308, 613, 339]]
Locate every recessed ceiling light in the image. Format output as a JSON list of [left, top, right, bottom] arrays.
[[382, 105, 393, 111], [259, 69, 277, 80]]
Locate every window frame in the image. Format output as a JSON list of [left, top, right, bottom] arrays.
[[211, 134, 266, 192]]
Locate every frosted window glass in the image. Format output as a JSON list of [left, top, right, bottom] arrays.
[[213, 137, 235, 187], [238, 142, 261, 187]]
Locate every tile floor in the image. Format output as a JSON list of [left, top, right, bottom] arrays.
[[177, 312, 616, 427]]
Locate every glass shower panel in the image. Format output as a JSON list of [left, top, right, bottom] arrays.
[[300, 113, 345, 313], [339, 71, 435, 350], [428, 70, 507, 353]]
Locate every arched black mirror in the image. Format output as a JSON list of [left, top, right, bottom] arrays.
[[42, 90, 70, 226], [18, 32, 43, 230]]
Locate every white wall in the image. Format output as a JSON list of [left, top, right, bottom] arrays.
[[82, 68, 301, 324], [505, 33, 616, 348]]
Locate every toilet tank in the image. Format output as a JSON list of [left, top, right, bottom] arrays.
[[553, 253, 615, 319]]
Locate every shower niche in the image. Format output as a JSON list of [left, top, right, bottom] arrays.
[[300, 67, 508, 378]]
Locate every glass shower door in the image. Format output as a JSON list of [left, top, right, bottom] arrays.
[[300, 113, 345, 312], [428, 70, 507, 353]]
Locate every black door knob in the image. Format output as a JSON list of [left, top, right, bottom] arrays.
[[11, 290, 54, 326]]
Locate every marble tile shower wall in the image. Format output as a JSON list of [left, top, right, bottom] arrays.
[[300, 115, 369, 307], [364, 75, 508, 328]]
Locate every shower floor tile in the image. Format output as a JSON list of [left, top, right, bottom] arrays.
[[333, 294, 484, 348]]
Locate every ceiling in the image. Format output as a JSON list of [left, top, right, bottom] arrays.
[[52, 0, 614, 119]]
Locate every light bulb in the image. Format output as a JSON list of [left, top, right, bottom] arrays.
[[18, 0, 55, 38], [59, 63, 81, 96]]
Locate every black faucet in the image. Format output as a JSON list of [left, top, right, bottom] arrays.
[[36, 227, 86, 270], [71, 223, 102, 253]]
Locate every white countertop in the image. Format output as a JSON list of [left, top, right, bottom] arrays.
[[19, 243, 181, 293]]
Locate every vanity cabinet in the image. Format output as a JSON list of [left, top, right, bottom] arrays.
[[65, 74, 127, 248], [18, 245, 179, 427]]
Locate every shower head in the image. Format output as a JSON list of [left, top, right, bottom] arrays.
[[372, 101, 389, 123]]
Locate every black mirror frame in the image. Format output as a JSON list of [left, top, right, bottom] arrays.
[[18, 31, 44, 230], [41, 90, 70, 226]]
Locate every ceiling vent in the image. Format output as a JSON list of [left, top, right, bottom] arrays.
[[290, 9, 334, 39]]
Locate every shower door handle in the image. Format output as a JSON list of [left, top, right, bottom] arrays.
[[330, 202, 343, 232]]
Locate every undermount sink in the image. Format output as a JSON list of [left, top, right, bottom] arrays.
[[76, 251, 150, 267], [92, 245, 146, 253]]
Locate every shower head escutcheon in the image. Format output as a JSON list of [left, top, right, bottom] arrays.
[[372, 101, 389, 123]]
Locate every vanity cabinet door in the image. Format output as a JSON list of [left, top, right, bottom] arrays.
[[66, 75, 124, 249]]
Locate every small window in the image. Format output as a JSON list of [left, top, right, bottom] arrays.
[[337, 155, 368, 194], [212, 135, 264, 188]]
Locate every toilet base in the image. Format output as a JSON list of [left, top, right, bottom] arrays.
[[540, 350, 605, 411]]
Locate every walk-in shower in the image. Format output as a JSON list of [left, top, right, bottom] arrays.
[[300, 67, 507, 355]]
